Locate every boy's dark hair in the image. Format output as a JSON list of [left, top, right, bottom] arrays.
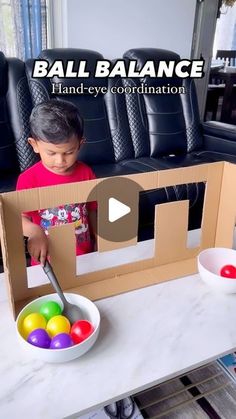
[[30, 99, 84, 143]]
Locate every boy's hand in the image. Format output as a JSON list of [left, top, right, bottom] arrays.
[[27, 229, 48, 266], [21, 216, 48, 266]]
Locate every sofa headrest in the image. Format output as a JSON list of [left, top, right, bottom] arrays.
[[123, 48, 182, 87], [0, 52, 8, 95], [123, 48, 180, 63], [38, 48, 107, 92]]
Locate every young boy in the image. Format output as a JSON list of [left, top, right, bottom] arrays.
[[16, 99, 97, 266]]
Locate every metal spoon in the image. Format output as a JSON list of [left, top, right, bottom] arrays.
[[43, 260, 83, 323]]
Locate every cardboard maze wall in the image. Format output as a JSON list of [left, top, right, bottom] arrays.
[[0, 161, 234, 317]]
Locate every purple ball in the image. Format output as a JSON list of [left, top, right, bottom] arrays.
[[27, 328, 51, 349], [50, 333, 74, 349]]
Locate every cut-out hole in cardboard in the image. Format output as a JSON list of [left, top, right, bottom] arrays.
[[138, 181, 206, 244]]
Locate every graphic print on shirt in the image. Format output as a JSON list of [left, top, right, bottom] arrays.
[[72, 204, 89, 243], [40, 209, 55, 230], [39, 203, 90, 245]]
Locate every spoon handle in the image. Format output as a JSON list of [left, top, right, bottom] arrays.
[[43, 261, 67, 305]]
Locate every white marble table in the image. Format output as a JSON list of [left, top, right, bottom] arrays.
[[1, 235, 236, 419]]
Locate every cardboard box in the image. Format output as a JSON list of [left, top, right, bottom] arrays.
[[0, 161, 233, 318]]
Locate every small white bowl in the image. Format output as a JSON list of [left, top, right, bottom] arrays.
[[198, 247, 236, 294], [16, 293, 100, 363]]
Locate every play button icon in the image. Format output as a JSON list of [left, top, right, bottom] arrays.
[[108, 198, 131, 222], [87, 176, 144, 247]]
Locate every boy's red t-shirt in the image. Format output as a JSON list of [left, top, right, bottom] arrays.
[[16, 161, 97, 262]]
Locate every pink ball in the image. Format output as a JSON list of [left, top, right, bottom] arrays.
[[27, 328, 51, 349]]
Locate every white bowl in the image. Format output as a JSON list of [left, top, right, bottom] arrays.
[[16, 293, 100, 363], [198, 247, 236, 293]]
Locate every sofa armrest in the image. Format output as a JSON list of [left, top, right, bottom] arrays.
[[203, 121, 236, 139], [202, 121, 236, 155]]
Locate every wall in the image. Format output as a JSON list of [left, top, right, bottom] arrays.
[[58, 0, 197, 59]]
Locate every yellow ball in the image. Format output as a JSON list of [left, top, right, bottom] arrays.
[[46, 315, 71, 337], [22, 313, 47, 339]]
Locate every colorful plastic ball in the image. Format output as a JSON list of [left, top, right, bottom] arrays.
[[22, 313, 47, 339], [27, 328, 51, 349], [46, 315, 71, 337], [39, 301, 62, 321], [50, 333, 74, 349], [220, 264, 236, 278], [71, 320, 94, 344]]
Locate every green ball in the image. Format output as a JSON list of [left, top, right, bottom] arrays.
[[40, 301, 62, 321]]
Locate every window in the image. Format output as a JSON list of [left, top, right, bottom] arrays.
[[0, 0, 47, 60], [213, 3, 236, 56]]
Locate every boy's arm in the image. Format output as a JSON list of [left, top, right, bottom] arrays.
[[22, 215, 48, 266]]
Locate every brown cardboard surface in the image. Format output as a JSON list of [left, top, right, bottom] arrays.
[[215, 162, 236, 248], [0, 162, 232, 318]]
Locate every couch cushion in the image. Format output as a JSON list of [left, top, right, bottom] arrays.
[[119, 156, 171, 172], [91, 162, 140, 178]]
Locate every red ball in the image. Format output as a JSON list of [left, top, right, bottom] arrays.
[[220, 264, 236, 278], [70, 320, 94, 344]]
